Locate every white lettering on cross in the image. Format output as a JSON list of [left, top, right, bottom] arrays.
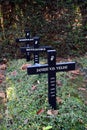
[[49, 67, 55, 71], [56, 65, 68, 70], [37, 67, 48, 72]]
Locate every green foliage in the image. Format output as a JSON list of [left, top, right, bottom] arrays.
[[6, 58, 87, 130], [0, 1, 87, 58]]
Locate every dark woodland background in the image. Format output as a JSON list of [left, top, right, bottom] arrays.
[[0, 0, 87, 59]]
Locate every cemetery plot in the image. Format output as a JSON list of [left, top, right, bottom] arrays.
[[27, 50, 75, 109]]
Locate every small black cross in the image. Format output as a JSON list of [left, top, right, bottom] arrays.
[[20, 37, 52, 64], [16, 29, 34, 61], [27, 50, 75, 109]]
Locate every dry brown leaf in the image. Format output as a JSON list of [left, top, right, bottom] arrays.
[[47, 109, 58, 116], [56, 97, 63, 104], [37, 109, 44, 115], [56, 80, 62, 86], [21, 64, 31, 70], [71, 69, 80, 75], [0, 64, 7, 70], [0, 74, 5, 80], [0, 92, 5, 98], [78, 87, 86, 91]]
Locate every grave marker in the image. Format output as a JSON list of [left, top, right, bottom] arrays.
[[16, 29, 34, 61], [25, 29, 31, 61], [27, 50, 75, 109], [20, 36, 52, 64]]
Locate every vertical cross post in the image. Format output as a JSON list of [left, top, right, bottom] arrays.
[[48, 50, 56, 109], [33, 37, 40, 64], [25, 29, 31, 61]]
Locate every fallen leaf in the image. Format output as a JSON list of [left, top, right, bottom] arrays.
[[71, 69, 80, 75], [0, 64, 7, 70], [31, 85, 37, 91], [47, 109, 58, 116], [0, 74, 5, 80], [56, 80, 62, 86], [21, 64, 31, 70], [56, 97, 63, 104], [67, 57, 73, 62], [37, 109, 44, 115], [10, 70, 18, 76], [78, 87, 86, 91]]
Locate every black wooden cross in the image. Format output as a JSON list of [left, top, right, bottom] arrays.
[[27, 50, 75, 109], [16, 29, 34, 61], [20, 36, 52, 64]]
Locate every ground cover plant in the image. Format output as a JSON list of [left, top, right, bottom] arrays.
[[6, 56, 87, 130]]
